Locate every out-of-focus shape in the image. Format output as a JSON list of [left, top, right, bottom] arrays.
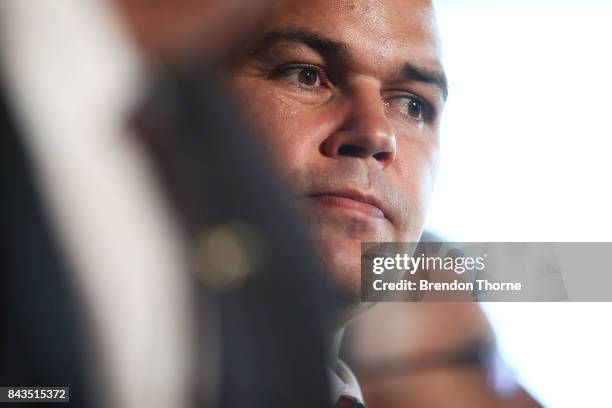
[[0, 0, 334, 407], [343, 302, 543, 408]]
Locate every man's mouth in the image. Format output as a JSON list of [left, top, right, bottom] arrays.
[[305, 190, 386, 220]]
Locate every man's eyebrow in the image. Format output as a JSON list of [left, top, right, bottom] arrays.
[[255, 28, 348, 59], [402, 63, 449, 101], [253, 29, 449, 100]]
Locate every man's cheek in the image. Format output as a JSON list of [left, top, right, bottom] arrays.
[[262, 114, 327, 169], [396, 143, 439, 193], [259, 122, 305, 171], [387, 171, 434, 241]]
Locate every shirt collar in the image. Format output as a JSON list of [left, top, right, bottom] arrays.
[[329, 359, 364, 405]]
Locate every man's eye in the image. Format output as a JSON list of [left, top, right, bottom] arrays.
[[386, 95, 432, 123], [296, 67, 320, 87], [274, 65, 329, 90]]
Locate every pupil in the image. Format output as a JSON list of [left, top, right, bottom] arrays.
[[299, 69, 317, 86], [408, 100, 422, 118]]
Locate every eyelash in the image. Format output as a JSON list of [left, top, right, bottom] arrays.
[[271, 63, 332, 89], [387, 94, 436, 123]]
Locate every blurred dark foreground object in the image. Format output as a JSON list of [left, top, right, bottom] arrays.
[[342, 301, 543, 408], [139, 62, 337, 407], [0, 54, 336, 407]]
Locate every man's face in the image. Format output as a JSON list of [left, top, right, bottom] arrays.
[[228, 0, 446, 298]]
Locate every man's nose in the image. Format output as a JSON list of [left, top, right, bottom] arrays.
[[321, 88, 396, 170]]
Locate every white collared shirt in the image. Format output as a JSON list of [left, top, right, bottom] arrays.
[[329, 359, 365, 406]]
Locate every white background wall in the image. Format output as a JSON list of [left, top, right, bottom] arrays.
[[427, 1, 612, 406]]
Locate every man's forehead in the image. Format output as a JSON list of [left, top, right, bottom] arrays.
[[261, 0, 443, 71], [267, 0, 435, 22]]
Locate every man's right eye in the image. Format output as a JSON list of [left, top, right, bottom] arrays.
[[273, 64, 331, 91], [295, 66, 321, 87]]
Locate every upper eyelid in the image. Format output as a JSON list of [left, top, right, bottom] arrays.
[[272, 63, 333, 85], [385, 86, 441, 110]]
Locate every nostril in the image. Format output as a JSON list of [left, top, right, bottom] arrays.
[[338, 144, 368, 157]]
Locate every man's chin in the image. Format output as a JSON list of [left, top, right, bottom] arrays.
[[313, 237, 364, 304], [302, 211, 398, 318]]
